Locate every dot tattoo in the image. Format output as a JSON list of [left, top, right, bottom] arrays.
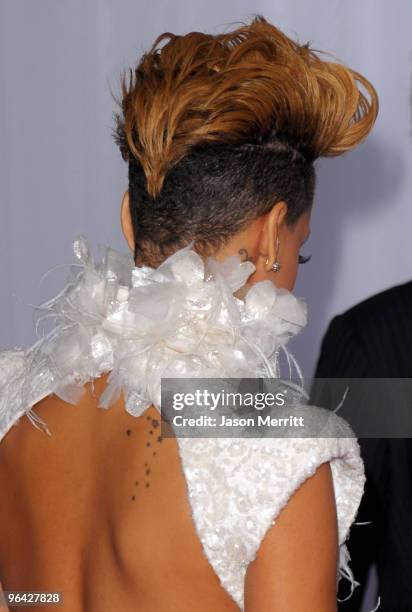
[[127, 413, 162, 501]]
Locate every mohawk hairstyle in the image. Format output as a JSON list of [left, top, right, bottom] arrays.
[[113, 14, 379, 266]]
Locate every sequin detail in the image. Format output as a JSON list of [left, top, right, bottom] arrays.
[[177, 433, 364, 609], [0, 236, 365, 610]]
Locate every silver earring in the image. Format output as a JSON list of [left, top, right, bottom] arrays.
[[271, 260, 281, 272]]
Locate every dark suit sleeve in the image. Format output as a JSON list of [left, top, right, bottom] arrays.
[[310, 314, 382, 612]]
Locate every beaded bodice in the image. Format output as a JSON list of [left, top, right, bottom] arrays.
[[0, 236, 365, 609]]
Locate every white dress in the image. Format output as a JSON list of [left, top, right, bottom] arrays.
[[0, 236, 365, 610]]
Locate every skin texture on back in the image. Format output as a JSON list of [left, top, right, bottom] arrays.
[[0, 373, 241, 611], [0, 369, 338, 612]]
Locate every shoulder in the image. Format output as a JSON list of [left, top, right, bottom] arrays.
[[317, 281, 412, 373], [177, 408, 364, 605], [179, 408, 364, 545], [0, 348, 26, 386], [0, 348, 53, 443], [0, 349, 28, 442], [233, 410, 364, 549], [331, 280, 412, 331]]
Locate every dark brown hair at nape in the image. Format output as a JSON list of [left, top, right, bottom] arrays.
[[112, 14, 379, 266]]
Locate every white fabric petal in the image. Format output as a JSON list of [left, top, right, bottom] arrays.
[[2, 236, 308, 417], [0, 235, 365, 610]]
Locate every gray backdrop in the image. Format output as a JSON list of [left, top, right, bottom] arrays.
[[1, 2, 411, 608]]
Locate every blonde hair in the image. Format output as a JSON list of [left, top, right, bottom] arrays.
[[114, 14, 379, 200]]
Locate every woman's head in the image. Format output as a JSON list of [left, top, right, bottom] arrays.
[[114, 14, 378, 291]]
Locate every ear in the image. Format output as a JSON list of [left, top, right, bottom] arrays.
[[120, 190, 135, 252], [260, 201, 288, 272]]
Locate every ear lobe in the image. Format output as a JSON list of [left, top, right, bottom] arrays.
[[120, 191, 135, 252]]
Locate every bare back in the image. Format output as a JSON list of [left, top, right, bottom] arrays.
[[0, 373, 239, 612]]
